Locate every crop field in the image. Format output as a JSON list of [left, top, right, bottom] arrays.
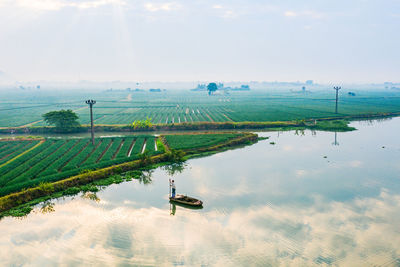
[[0, 136, 158, 196], [0, 133, 246, 196], [1, 89, 400, 127], [165, 133, 242, 150]]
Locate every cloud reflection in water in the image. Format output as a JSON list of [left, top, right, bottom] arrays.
[[0, 190, 399, 266]]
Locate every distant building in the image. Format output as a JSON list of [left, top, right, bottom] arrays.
[[149, 88, 162, 92], [191, 83, 251, 91], [191, 84, 207, 91], [230, 85, 251, 91], [305, 80, 313, 85], [348, 92, 356, 96]]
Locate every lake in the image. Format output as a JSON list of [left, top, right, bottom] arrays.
[[0, 118, 399, 266]]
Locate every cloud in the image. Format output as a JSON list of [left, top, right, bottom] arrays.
[[295, 169, 307, 177], [349, 160, 363, 167], [0, 0, 126, 11], [284, 10, 325, 19], [1, 190, 399, 265], [210, 4, 235, 19], [143, 2, 181, 12], [284, 11, 297, 17], [222, 10, 235, 18]]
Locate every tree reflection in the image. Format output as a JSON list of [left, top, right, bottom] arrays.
[[138, 170, 154, 185], [163, 162, 187, 177], [294, 129, 305, 136], [40, 201, 55, 214], [81, 192, 100, 202]]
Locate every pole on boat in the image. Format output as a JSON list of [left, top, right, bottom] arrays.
[[169, 178, 171, 198]]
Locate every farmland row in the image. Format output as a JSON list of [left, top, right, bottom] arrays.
[[93, 106, 231, 125], [164, 133, 241, 150], [0, 136, 159, 196], [3, 90, 400, 127], [0, 140, 40, 165]]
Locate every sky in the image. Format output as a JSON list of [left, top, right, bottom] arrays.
[[0, 0, 399, 83]]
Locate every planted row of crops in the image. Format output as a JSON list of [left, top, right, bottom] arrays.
[[0, 140, 40, 165], [10, 90, 400, 127], [0, 136, 158, 196], [165, 133, 242, 150], [93, 106, 230, 125]]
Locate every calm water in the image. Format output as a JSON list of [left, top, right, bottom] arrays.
[[1, 118, 399, 266]]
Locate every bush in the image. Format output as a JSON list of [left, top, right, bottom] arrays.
[[38, 182, 54, 194]]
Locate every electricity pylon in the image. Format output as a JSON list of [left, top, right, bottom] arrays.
[[333, 86, 341, 113], [85, 99, 96, 145]]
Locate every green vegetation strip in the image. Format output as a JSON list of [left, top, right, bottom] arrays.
[[0, 140, 44, 168], [164, 133, 242, 150], [0, 132, 258, 215]]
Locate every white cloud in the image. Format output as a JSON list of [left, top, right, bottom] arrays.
[[284, 11, 297, 17], [212, 4, 223, 9], [1, 190, 400, 265], [295, 169, 307, 177], [222, 10, 235, 18], [143, 2, 181, 12], [284, 10, 325, 19], [0, 0, 126, 11], [349, 160, 363, 167]]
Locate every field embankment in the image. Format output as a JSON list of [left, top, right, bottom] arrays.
[[2, 111, 399, 134], [0, 132, 258, 216]]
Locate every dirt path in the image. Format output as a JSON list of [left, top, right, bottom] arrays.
[[222, 113, 233, 121], [205, 113, 214, 122], [112, 139, 124, 159], [96, 139, 113, 163]]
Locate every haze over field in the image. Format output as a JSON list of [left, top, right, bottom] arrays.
[[0, 0, 399, 84]]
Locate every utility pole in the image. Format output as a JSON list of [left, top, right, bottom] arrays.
[[85, 99, 96, 145], [332, 132, 339, 146], [333, 86, 341, 113]]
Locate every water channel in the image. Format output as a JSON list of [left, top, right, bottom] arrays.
[[0, 118, 399, 266]]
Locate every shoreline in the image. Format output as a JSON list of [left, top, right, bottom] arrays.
[[0, 132, 258, 218], [1, 113, 399, 134]]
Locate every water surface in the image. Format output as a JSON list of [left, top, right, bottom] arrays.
[[0, 118, 399, 266]]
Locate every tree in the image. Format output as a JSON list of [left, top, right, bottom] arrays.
[[42, 109, 81, 132], [132, 117, 152, 129], [207, 82, 218, 95], [165, 149, 186, 163]]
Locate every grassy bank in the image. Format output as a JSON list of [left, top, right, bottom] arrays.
[[0, 115, 373, 134], [0, 132, 258, 217]]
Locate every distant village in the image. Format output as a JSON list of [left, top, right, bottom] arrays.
[[191, 83, 250, 92]]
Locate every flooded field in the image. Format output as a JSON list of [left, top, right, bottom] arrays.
[[0, 118, 399, 266]]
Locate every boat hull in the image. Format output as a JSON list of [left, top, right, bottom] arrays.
[[169, 194, 203, 207]]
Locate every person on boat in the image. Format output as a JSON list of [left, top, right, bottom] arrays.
[[170, 179, 176, 198]]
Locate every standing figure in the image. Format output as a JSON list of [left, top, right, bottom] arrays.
[[170, 179, 176, 198]]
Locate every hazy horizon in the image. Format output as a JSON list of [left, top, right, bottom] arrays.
[[0, 0, 399, 84]]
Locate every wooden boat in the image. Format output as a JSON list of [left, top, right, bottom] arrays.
[[169, 194, 203, 207]]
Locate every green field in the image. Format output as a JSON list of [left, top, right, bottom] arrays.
[[1, 89, 400, 127], [0, 136, 159, 196], [0, 133, 244, 197], [165, 133, 241, 150]]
